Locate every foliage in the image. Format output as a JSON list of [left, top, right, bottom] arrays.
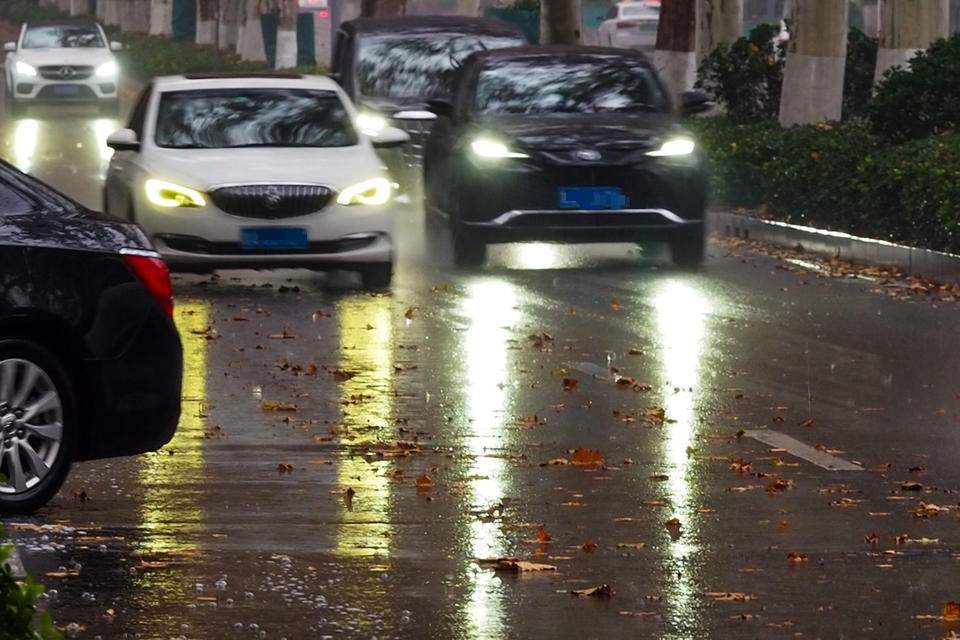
[[842, 27, 878, 121], [869, 34, 960, 142], [688, 117, 960, 253], [0, 527, 60, 640], [695, 23, 785, 122], [0, 0, 60, 24]]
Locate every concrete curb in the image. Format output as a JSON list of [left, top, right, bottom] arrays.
[[708, 210, 960, 284]]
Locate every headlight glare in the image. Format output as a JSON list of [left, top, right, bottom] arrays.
[[471, 138, 529, 159], [95, 60, 118, 77], [337, 177, 392, 206], [14, 61, 36, 77], [145, 179, 206, 208], [646, 137, 696, 157], [356, 112, 387, 136]]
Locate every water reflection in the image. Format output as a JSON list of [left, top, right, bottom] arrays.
[[460, 279, 519, 640], [92, 118, 118, 177], [13, 119, 38, 173], [652, 280, 711, 637], [334, 294, 395, 559]]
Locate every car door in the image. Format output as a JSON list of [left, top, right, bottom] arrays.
[[105, 83, 152, 218]]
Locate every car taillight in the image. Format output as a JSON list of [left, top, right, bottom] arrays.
[[121, 251, 174, 317]]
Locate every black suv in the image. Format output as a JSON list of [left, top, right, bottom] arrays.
[[423, 46, 711, 267], [0, 161, 182, 513]]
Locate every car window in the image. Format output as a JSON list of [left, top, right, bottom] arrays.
[[473, 57, 668, 115], [154, 88, 359, 149], [127, 83, 153, 139], [355, 31, 525, 99], [0, 182, 33, 215], [22, 25, 105, 49]]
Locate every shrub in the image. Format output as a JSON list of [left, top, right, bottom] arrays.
[[870, 34, 960, 142], [0, 527, 60, 640], [842, 27, 878, 121]]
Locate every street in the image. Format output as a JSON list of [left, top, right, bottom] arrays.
[[4, 105, 960, 639]]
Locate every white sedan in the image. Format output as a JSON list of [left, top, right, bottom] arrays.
[[4, 19, 122, 115], [597, 1, 660, 51], [104, 73, 408, 288]]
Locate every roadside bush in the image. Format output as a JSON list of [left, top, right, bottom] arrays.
[[870, 34, 960, 142], [0, 527, 60, 640], [842, 27, 878, 121], [688, 117, 960, 253], [0, 0, 60, 24]]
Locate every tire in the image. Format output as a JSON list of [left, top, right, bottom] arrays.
[[359, 262, 393, 289], [0, 339, 78, 514], [452, 224, 486, 269], [670, 226, 706, 268]]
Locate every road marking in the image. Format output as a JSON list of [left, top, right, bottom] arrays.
[[3, 544, 26, 578], [564, 361, 615, 382], [745, 429, 862, 471]]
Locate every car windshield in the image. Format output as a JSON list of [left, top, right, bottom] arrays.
[[22, 25, 104, 49], [356, 31, 525, 99], [474, 57, 667, 116], [154, 88, 358, 149]]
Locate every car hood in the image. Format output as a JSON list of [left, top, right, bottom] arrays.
[[142, 145, 385, 192], [476, 114, 678, 151], [16, 47, 114, 66], [359, 96, 435, 117]]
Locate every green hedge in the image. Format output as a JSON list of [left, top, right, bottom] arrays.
[[689, 117, 960, 253]]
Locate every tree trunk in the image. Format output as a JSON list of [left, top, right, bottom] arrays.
[[237, 0, 267, 61], [218, 0, 240, 50], [121, 0, 152, 32], [540, 0, 582, 45], [275, 0, 299, 69], [96, 0, 106, 21], [150, 0, 173, 36], [654, 0, 698, 102], [197, 0, 218, 45], [69, 0, 88, 15], [457, 0, 480, 17], [103, 0, 121, 26], [697, 0, 742, 61], [779, 0, 848, 126], [875, 0, 949, 82]]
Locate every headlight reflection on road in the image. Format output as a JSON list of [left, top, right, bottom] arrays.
[[653, 280, 711, 638], [93, 118, 117, 174], [13, 119, 38, 173], [460, 279, 519, 639]]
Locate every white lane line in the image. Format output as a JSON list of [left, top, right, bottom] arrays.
[[564, 361, 615, 382], [746, 429, 863, 471], [4, 544, 26, 578]]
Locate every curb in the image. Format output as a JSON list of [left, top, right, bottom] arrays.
[[708, 210, 960, 284]]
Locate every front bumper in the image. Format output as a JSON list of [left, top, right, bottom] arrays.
[[12, 74, 118, 102]]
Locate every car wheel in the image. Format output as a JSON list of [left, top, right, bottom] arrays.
[[359, 262, 393, 289], [452, 224, 486, 269], [670, 227, 706, 268], [0, 340, 78, 514]]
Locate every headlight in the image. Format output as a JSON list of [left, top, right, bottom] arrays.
[[356, 112, 387, 136], [337, 177, 392, 206], [646, 137, 696, 157], [471, 138, 529, 159], [14, 61, 36, 77], [95, 60, 118, 77], [145, 179, 206, 208]]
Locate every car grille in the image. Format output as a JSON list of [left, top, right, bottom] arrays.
[[393, 117, 433, 167], [209, 184, 333, 219], [159, 234, 375, 255], [39, 65, 93, 80]]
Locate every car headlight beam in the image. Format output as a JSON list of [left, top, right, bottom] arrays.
[[470, 138, 529, 159], [145, 179, 206, 208], [95, 60, 119, 77], [337, 177, 393, 206], [356, 112, 387, 136], [14, 61, 36, 77], [646, 137, 696, 157]]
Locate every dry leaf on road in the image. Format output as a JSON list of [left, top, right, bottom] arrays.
[[571, 584, 612, 598]]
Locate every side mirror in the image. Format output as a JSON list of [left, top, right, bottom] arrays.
[[426, 99, 454, 119], [110, 41, 123, 51], [3, 42, 15, 53], [681, 90, 711, 115], [370, 126, 409, 149], [106, 128, 140, 152]]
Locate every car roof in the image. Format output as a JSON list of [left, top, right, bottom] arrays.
[[341, 15, 525, 37], [152, 73, 342, 92], [467, 45, 654, 66]]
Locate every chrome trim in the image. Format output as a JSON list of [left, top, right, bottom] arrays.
[[393, 110, 437, 121], [208, 181, 334, 191], [485, 208, 689, 226], [120, 248, 162, 258]]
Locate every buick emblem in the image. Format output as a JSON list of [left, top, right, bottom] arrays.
[[263, 187, 283, 209], [575, 149, 601, 161], [58, 66, 75, 78]]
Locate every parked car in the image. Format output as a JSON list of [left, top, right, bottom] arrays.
[[2, 19, 122, 116], [330, 16, 527, 169], [597, 0, 660, 51], [103, 73, 407, 288], [0, 161, 182, 513], [423, 46, 711, 268]]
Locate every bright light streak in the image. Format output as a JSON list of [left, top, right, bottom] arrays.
[[13, 119, 38, 173]]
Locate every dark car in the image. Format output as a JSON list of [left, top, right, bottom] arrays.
[[0, 161, 182, 513], [422, 46, 712, 267], [331, 16, 527, 167]]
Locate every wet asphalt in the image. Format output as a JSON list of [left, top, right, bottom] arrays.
[[1, 104, 960, 640]]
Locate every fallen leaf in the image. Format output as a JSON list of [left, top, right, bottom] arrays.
[[261, 400, 297, 412], [570, 448, 605, 467], [415, 474, 434, 490], [900, 481, 923, 492], [786, 552, 808, 565], [864, 532, 879, 545], [571, 584, 612, 598], [665, 517, 682, 530], [541, 458, 569, 466], [730, 458, 752, 473], [268, 330, 295, 340], [562, 377, 579, 392], [800, 418, 815, 428], [765, 478, 793, 494], [581, 541, 598, 553], [537, 526, 553, 543], [944, 602, 960, 621], [913, 502, 948, 518], [609, 298, 622, 311], [404, 307, 417, 320], [703, 592, 755, 602], [276, 463, 294, 474], [478, 558, 557, 573], [333, 369, 357, 382]]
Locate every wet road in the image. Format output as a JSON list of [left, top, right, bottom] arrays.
[[3, 105, 960, 640]]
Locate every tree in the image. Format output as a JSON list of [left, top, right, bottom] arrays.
[[654, 0, 698, 101], [540, 0, 582, 45], [197, 0, 218, 45], [275, 0, 299, 69], [779, 0, 849, 126], [874, 0, 949, 82], [697, 0, 742, 62], [150, 0, 174, 36], [237, 0, 267, 61]]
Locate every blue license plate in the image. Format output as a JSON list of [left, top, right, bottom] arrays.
[[241, 227, 308, 250], [559, 187, 629, 210], [52, 85, 81, 96]]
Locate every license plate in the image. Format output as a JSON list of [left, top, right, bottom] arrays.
[[240, 227, 308, 250], [559, 187, 629, 211], [52, 85, 81, 96]]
